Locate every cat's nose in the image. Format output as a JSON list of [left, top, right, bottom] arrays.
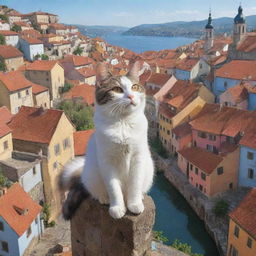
[[128, 94, 134, 99]]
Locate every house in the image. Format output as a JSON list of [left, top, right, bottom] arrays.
[[63, 84, 95, 106], [227, 188, 256, 256], [0, 183, 43, 256], [0, 45, 24, 71], [0, 30, 19, 47], [24, 60, 65, 102], [0, 121, 13, 161], [66, 67, 96, 85], [31, 82, 50, 109], [245, 84, 256, 111], [0, 71, 33, 114], [173, 57, 210, 81], [73, 129, 94, 157], [238, 119, 256, 188], [213, 60, 256, 97], [177, 104, 255, 196], [8, 106, 75, 220], [19, 37, 44, 61], [158, 80, 214, 149], [0, 151, 44, 203], [13, 21, 32, 31], [48, 23, 68, 35], [7, 10, 22, 24], [24, 11, 58, 25], [0, 21, 10, 31], [0, 106, 12, 124]]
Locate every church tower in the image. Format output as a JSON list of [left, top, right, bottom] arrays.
[[233, 5, 247, 45], [204, 11, 214, 52]]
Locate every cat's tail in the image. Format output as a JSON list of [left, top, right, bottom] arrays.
[[59, 157, 89, 220]]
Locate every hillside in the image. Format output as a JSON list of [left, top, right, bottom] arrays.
[[123, 15, 256, 38]]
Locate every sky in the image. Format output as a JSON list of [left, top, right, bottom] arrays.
[[2, 0, 256, 27]]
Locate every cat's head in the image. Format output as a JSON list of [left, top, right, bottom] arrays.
[[95, 61, 145, 116]]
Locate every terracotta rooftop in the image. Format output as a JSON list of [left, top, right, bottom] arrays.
[[0, 183, 41, 237], [175, 57, 199, 71], [0, 122, 11, 138], [215, 60, 256, 80], [20, 29, 41, 38], [0, 106, 13, 124], [0, 71, 31, 92], [189, 103, 255, 137], [25, 60, 59, 71], [13, 21, 31, 27], [77, 67, 96, 78], [0, 45, 23, 59], [8, 106, 64, 144], [49, 23, 67, 30], [178, 147, 223, 174], [64, 84, 95, 105], [60, 55, 94, 67], [146, 73, 171, 86], [21, 36, 43, 45], [0, 30, 18, 36], [73, 129, 94, 156], [221, 83, 248, 103], [31, 82, 48, 95], [239, 119, 256, 149], [172, 122, 192, 138], [237, 33, 256, 53], [229, 188, 256, 239]]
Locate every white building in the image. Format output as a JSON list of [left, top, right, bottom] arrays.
[[0, 30, 19, 47], [19, 37, 44, 61]]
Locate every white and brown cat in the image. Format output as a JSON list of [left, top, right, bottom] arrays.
[[59, 61, 154, 219]]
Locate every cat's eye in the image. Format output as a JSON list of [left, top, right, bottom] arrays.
[[112, 86, 123, 93], [131, 84, 140, 91]]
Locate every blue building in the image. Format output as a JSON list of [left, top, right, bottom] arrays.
[[248, 90, 256, 111], [239, 123, 256, 187], [0, 183, 43, 256]]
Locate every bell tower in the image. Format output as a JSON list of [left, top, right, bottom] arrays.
[[204, 11, 214, 52], [233, 5, 247, 45]]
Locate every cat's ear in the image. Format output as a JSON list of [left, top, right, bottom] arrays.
[[96, 62, 111, 87], [127, 61, 141, 81]]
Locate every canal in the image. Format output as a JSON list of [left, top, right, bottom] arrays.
[[149, 173, 219, 256]]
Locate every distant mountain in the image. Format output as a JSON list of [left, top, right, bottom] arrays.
[[72, 24, 129, 37], [123, 15, 256, 38]]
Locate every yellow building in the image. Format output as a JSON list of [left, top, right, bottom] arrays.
[[158, 80, 214, 149], [31, 82, 51, 109], [0, 124, 13, 161], [0, 45, 24, 71], [0, 71, 33, 114], [8, 106, 75, 220], [25, 60, 65, 103], [227, 188, 256, 256]]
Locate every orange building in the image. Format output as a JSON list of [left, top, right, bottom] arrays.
[[227, 188, 256, 256]]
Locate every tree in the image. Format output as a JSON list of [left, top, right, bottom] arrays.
[[0, 14, 8, 22], [171, 239, 203, 256], [11, 24, 21, 32], [61, 82, 73, 93], [149, 136, 169, 159], [73, 46, 83, 56], [57, 99, 94, 131], [153, 231, 169, 243], [0, 34, 5, 45], [34, 54, 49, 60], [0, 60, 6, 72], [213, 200, 229, 217], [0, 171, 12, 188]]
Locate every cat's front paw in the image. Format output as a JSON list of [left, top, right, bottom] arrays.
[[128, 201, 144, 215], [109, 205, 126, 219]]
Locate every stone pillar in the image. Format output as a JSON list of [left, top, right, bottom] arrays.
[[71, 195, 155, 256]]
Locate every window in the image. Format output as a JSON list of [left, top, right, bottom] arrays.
[[209, 134, 216, 141], [54, 144, 60, 156], [224, 81, 228, 89], [248, 169, 254, 179], [227, 136, 235, 144], [247, 237, 252, 248], [198, 131, 207, 138], [33, 167, 36, 175], [193, 141, 197, 147], [199, 63, 203, 69], [217, 167, 224, 175], [1, 241, 8, 252], [190, 164, 193, 170], [234, 225, 239, 238], [26, 226, 31, 238], [18, 92, 21, 98], [230, 245, 238, 256], [199, 184, 203, 191], [167, 130, 170, 135], [26, 89, 29, 95], [3, 141, 8, 150], [53, 161, 58, 169], [201, 172, 206, 181], [195, 168, 198, 175], [0, 222, 3, 231], [35, 217, 38, 224], [63, 138, 70, 150], [206, 144, 213, 152], [247, 152, 254, 160]]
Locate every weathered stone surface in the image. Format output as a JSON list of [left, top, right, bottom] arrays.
[[71, 195, 155, 256]]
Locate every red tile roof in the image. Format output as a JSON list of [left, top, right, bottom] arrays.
[[0, 123, 11, 138], [146, 73, 171, 86], [60, 55, 94, 67], [31, 82, 48, 95], [73, 129, 94, 156], [77, 67, 96, 78], [8, 106, 64, 144], [20, 29, 40, 38], [215, 60, 256, 80], [178, 147, 223, 174], [229, 188, 256, 239], [0, 183, 41, 237], [25, 60, 59, 71], [223, 83, 248, 103], [64, 84, 95, 105], [49, 23, 67, 30], [0, 71, 31, 92], [237, 33, 256, 53], [172, 122, 192, 138], [239, 119, 256, 149], [175, 57, 199, 71], [0, 45, 23, 59], [0, 106, 13, 124], [189, 103, 255, 137], [22, 36, 43, 45], [0, 30, 18, 36]]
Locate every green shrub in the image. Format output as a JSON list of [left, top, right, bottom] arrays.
[[11, 24, 21, 32], [153, 230, 168, 243], [149, 137, 169, 159], [61, 82, 73, 93], [0, 171, 12, 188], [0, 14, 8, 22], [0, 34, 5, 45], [73, 46, 83, 56], [171, 239, 203, 256], [213, 199, 229, 217]]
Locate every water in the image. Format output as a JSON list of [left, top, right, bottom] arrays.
[[102, 34, 197, 53], [102, 34, 219, 256], [150, 174, 219, 256]]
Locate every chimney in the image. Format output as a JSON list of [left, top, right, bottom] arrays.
[[71, 195, 155, 256]]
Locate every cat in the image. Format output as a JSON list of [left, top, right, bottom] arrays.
[[59, 61, 154, 220]]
